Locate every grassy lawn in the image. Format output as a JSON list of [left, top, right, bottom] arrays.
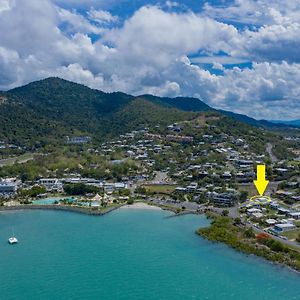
[[143, 184, 177, 195], [237, 184, 257, 197], [282, 229, 300, 240], [237, 181, 278, 198], [0, 152, 35, 166]]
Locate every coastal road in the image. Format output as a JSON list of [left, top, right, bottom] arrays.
[[247, 221, 300, 250], [212, 205, 240, 218]]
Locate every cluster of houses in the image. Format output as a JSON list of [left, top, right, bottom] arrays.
[[0, 141, 23, 150], [66, 136, 92, 145], [0, 176, 129, 200], [37, 177, 128, 193], [96, 125, 261, 207], [244, 199, 300, 236], [0, 121, 299, 225], [96, 122, 300, 210]]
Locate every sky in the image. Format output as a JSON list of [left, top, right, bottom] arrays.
[[0, 0, 300, 120]]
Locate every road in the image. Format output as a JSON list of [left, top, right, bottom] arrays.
[[266, 143, 278, 163], [245, 220, 300, 250], [212, 205, 240, 218]]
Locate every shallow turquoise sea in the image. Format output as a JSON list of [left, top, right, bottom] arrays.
[[0, 208, 299, 300]]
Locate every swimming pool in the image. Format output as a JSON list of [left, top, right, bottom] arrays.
[[32, 197, 76, 205]]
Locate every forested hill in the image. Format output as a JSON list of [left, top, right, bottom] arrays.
[[1, 78, 198, 146], [0, 77, 294, 147]]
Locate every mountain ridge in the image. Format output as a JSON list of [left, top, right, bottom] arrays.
[[9, 77, 296, 128], [269, 119, 300, 127], [0, 77, 297, 147]]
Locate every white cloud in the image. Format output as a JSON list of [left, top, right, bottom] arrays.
[[239, 22, 300, 63], [104, 6, 238, 67], [203, 0, 300, 25], [191, 56, 249, 65], [0, 0, 12, 13], [54, 63, 105, 88], [58, 7, 103, 34], [52, 0, 127, 10], [212, 62, 224, 71], [87, 8, 118, 25], [202, 1, 300, 64], [0, 0, 299, 120], [212, 62, 300, 120], [165, 1, 180, 9]]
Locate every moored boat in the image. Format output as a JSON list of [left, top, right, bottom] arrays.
[[8, 237, 18, 244]]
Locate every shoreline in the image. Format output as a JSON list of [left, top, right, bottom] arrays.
[[0, 201, 203, 217], [141, 201, 204, 216], [1, 203, 299, 274], [0, 204, 123, 216], [197, 213, 300, 273]]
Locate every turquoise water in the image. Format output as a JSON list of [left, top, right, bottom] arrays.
[[0, 209, 299, 300], [32, 197, 76, 205]]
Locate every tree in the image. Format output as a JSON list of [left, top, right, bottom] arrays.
[[63, 183, 99, 195], [19, 185, 46, 197], [239, 190, 248, 202], [243, 227, 255, 238], [127, 198, 134, 205], [120, 189, 131, 196], [234, 217, 242, 225], [221, 209, 229, 217], [264, 239, 285, 252], [135, 186, 146, 194]]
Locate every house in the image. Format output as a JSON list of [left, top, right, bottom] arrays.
[[265, 219, 277, 225], [252, 212, 264, 219], [270, 202, 279, 209], [66, 136, 92, 144], [276, 190, 295, 199], [274, 223, 296, 232], [175, 187, 187, 194], [166, 135, 194, 143], [247, 208, 262, 215], [277, 207, 290, 215], [236, 159, 253, 168], [114, 183, 128, 190], [39, 178, 63, 192], [288, 212, 300, 220], [187, 182, 198, 193], [221, 171, 232, 180], [207, 191, 235, 207], [102, 182, 127, 193], [275, 168, 289, 174]]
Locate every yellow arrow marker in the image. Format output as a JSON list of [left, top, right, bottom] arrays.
[[253, 165, 269, 196]]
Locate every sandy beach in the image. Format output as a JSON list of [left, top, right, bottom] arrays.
[[120, 202, 162, 210]]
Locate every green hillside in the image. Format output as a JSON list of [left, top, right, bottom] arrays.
[[1, 78, 198, 146], [0, 77, 296, 149]]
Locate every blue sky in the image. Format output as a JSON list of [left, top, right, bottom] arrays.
[[0, 0, 300, 120]]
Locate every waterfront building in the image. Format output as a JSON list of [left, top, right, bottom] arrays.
[[39, 178, 63, 192], [0, 181, 17, 196]]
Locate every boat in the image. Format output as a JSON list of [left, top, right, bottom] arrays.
[[8, 237, 18, 244]]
